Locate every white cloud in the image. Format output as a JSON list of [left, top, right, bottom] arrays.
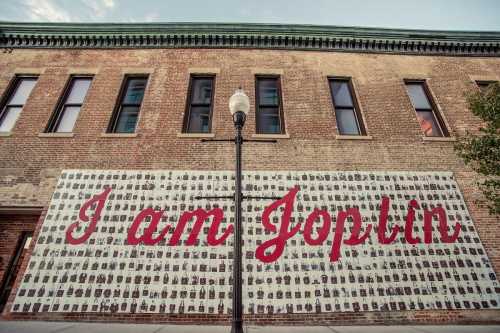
[[82, 0, 115, 18], [102, 0, 115, 8], [23, 0, 73, 22]]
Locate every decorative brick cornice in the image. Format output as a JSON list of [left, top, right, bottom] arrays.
[[1, 22, 499, 56]]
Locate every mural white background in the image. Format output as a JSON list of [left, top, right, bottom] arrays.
[[12, 170, 500, 314]]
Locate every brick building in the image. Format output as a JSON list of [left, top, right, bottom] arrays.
[[0, 22, 499, 326]]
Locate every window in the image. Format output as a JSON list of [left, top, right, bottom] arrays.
[[0, 232, 33, 312], [405, 81, 448, 137], [329, 78, 366, 135], [0, 76, 37, 132], [46, 76, 92, 133], [183, 75, 215, 133], [476, 80, 497, 92], [255, 76, 284, 134], [108, 75, 148, 133]]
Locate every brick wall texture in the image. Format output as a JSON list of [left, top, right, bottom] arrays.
[[0, 47, 499, 325]]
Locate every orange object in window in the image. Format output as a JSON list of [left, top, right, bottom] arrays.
[[417, 114, 434, 136]]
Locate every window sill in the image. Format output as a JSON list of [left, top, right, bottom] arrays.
[[251, 133, 290, 139], [0, 132, 12, 137], [422, 136, 456, 142], [335, 135, 373, 140], [101, 133, 138, 138], [177, 132, 215, 138], [38, 133, 74, 138]]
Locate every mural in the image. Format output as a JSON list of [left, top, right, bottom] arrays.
[[12, 170, 500, 314]]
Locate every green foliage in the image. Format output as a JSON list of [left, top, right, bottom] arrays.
[[455, 82, 500, 216]]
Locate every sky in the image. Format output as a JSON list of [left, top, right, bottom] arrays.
[[1, 0, 500, 31]]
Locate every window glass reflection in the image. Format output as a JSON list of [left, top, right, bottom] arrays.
[[115, 106, 139, 133], [331, 81, 353, 107], [406, 84, 431, 109], [336, 109, 359, 135], [66, 79, 92, 104], [123, 79, 147, 104], [258, 79, 279, 106], [9, 79, 37, 105], [191, 79, 213, 105]]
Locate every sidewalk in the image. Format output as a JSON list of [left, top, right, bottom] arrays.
[[1, 321, 500, 333]]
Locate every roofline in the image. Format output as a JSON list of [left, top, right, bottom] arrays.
[[1, 21, 499, 56]]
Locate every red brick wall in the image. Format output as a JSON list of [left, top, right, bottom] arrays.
[[2, 310, 500, 325], [0, 48, 499, 324]]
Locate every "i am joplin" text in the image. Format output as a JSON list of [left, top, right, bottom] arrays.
[[65, 187, 461, 263]]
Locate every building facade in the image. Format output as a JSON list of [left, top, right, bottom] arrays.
[[0, 22, 499, 326]]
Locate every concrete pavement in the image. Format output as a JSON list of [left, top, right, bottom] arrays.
[[0, 321, 500, 333]]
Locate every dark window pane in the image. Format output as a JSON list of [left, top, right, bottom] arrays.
[[191, 79, 213, 105], [257, 107, 281, 134], [56, 106, 81, 132], [0, 106, 22, 132], [416, 110, 442, 137], [115, 106, 139, 133], [406, 83, 431, 109], [477, 81, 496, 93], [184, 76, 213, 133], [9, 79, 37, 105], [258, 79, 279, 106], [187, 106, 210, 133], [123, 78, 147, 104], [66, 78, 91, 104], [331, 81, 353, 107], [336, 108, 360, 135]]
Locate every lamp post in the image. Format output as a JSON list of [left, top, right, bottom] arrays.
[[197, 88, 278, 333], [228, 89, 249, 333]]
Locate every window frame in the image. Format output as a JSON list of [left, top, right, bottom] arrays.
[[328, 76, 366, 136], [182, 74, 216, 133], [404, 79, 449, 137], [107, 74, 149, 133], [45, 75, 93, 133], [0, 75, 38, 132], [255, 75, 285, 134]]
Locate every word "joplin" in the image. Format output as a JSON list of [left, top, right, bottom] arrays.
[[65, 187, 461, 263]]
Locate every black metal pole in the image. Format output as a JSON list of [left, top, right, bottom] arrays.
[[197, 109, 276, 332], [231, 111, 244, 333]]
